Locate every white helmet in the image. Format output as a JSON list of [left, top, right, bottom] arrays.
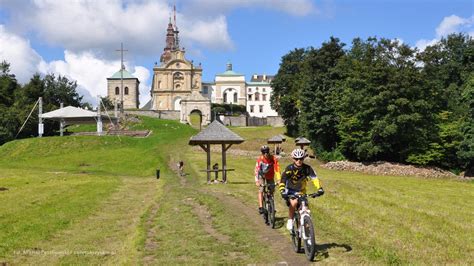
[[291, 148, 306, 159]]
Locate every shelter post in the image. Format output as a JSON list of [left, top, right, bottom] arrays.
[[222, 144, 226, 182], [59, 102, 64, 136], [206, 144, 211, 183], [38, 97, 43, 137], [97, 96, 103, 135]]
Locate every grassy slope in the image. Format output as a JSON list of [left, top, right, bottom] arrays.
[[0, 118, 472, 264], [0, 117, 194, 264], [184, 126, 474, 264]]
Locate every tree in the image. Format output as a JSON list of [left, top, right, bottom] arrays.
[[300, 37, 346, 154], [337, 37, 437, 162], [457, 74, 474, 176], [0, 61, 20, 145], [271, 48, 307, 136]]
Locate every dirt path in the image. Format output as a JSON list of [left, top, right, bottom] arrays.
[[167, 162, 312, 265], [209, 189, 312, 265]]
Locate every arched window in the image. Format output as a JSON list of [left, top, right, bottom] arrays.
[[233, 92, 237, 103], [115, 87, 119, 95], [124, 87, 129, 95]]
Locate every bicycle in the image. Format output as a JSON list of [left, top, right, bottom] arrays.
[[288, 192, 322, 261], [260, 177, 276, 228]]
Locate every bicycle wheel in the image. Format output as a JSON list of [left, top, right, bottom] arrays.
[[291, 215, 301, 253], [302, 215, 316, 261], [262, 194, 269, 224], [267, 197, 276, 228]]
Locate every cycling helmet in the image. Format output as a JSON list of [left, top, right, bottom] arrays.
[[291, 148, 306, 159], [260, 145, 270, 154]]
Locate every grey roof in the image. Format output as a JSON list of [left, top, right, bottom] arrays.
[[189, 120, 244, 145], [108, 69, 137, 79], [216, 70, 244, 77], [267, 135, 283, 144], [295, 137, 311, 145]]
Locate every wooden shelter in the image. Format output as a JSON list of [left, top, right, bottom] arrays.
[[189, 120, 244, 183], [295, 136, 311, 149], [267, 135, 283, 155]]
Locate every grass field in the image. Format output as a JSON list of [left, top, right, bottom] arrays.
[[0, 116, 472, 264]]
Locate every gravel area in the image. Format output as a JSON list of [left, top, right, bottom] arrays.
[[321, 161, 463, 179]]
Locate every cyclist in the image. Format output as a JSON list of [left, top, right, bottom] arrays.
[[255, 145, 281, 214], [278, 148, 324, 230]]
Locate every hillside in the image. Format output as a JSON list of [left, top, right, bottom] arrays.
[[0, 116, 473, 264]]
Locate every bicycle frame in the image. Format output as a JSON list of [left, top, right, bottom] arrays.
[[295, 196, 311, 240], [289, 192, 320, 261]]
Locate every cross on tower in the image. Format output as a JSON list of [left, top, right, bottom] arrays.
[[116, 42, 128, 115]]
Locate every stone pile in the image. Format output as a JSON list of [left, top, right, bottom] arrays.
[[322, 161, 459, 178]]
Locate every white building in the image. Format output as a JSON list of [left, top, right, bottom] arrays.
[[202, 63, 279, 118]]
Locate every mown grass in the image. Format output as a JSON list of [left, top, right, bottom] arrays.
[[0, 117, 196, 264], [184, 126, 474, 264], [0, 118, 472, 264]]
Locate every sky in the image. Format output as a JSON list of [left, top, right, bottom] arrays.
[[0, 0, 473, 107]]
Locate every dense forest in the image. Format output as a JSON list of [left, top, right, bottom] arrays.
[[0, 61, 88, 145], [271, 33, 473, 174]]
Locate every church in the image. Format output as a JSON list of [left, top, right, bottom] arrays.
[[107, 13, 279, 126]]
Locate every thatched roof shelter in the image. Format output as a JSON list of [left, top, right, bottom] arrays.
[[189, 120, 244, 183]]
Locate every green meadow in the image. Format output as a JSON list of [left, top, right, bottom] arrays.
[[0, 117, 472, 264]]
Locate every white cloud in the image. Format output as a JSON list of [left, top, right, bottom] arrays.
[[181, 15, 233, 50], [41, 50, 150, 106], [1, 0, 236, 56], [415, 38, 439, 52], [0, 26, 151, 106], [436, 15, 473, 38], [0, 25, 43, 83], [416, 14, 474, 51]]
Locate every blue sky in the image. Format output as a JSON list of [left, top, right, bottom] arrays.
[[0, 0, 472, 106]]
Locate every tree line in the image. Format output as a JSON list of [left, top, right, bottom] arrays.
[[271, 33, 473, 174], [0, 61, 88, 145]]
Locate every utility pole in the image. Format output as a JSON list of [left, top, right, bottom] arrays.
[[116, 42, 128, 116]]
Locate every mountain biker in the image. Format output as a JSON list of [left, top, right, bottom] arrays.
[[255, 145, 281, 214], [278, 148, 324, 230]]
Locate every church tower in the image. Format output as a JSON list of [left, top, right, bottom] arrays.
[[107, 67, 140, 109], [149, 6, 210, 125], [150, 9, 203, 111]]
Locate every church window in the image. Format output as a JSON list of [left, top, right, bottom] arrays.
[[125, 87, 129, 95], [115, 87, 119, 95], [250, 105, 254, 113], [233, 92, 237, 103], [255, 92, 260, 101], [259, 105, 263, 112], [262, 94, 267, 101], [248, 94, 252, 101]]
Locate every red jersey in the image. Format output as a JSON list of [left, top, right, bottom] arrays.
[[254, 155, 281, 182]]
